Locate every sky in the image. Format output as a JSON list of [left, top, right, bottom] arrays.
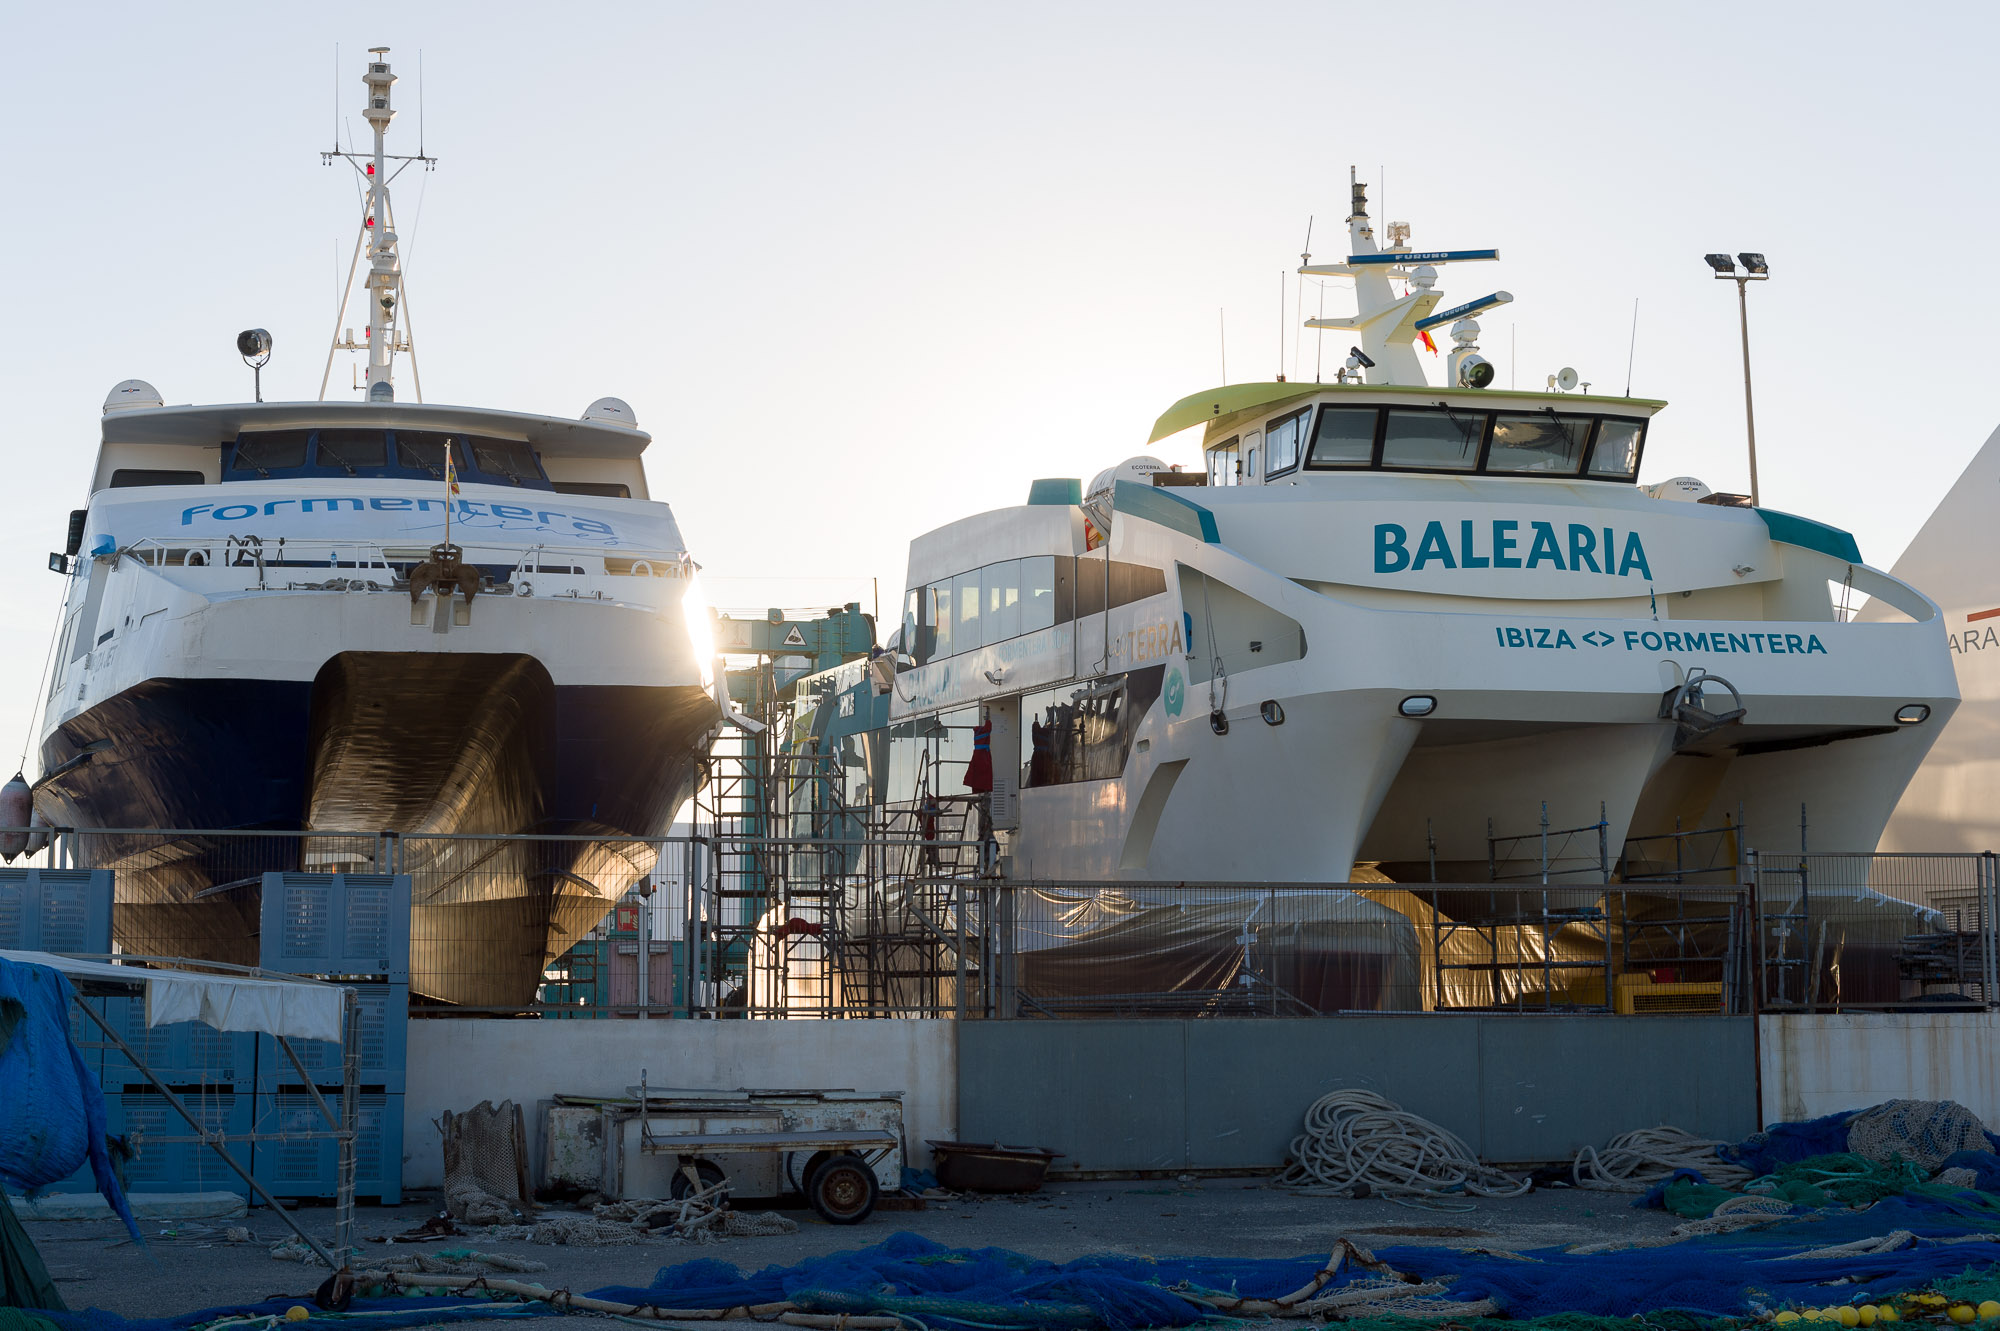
[[2, 0, 1995, 770]]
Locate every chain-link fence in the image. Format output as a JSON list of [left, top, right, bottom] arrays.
[[1749, 851, 1997, 1011], [17, 827, 1999, 1019]]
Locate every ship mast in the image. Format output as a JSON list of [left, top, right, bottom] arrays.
[[320, 47, 435, 402]]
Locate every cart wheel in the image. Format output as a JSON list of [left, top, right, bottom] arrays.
[[808, 1153, 879, 1225], [670, 1158, 729, 1202], [792, 1149, 835, 1197]]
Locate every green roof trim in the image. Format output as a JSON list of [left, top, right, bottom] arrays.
[[1756, 507, 1862, 565], [1148, 380, 1670, 444], [1149, 383, 1323, 443], [1027, 477, 1082, 506], [1114, 480, 1219, 543]]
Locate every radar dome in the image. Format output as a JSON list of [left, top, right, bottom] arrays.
[[103, 380, 164, 414], [1083, 456, 1168, 540], [1643, 476, 1713, 503], [583, 397, 639, 429]]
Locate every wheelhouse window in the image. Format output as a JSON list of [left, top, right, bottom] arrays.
[[1381, 409, 1482, 471], [1206, 436, 1240, 487], [1264, 409, 1310, 476], [228, 430, 311, 476], [1307, 408, 1377, 468], [311, 428, 388, 474], [470, 437, 547, 486], [1486, 413, 1589, 475], [1588, 419, 1646, 480]]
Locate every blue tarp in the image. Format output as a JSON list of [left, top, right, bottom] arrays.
[[0, 958, 139, 1243]]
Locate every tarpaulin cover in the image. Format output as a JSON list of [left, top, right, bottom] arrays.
[[0, 959, 138, 1245], [0, 951, 343, 1044], [1011, 887, 1421, 1014], [21, 1298, 546, 1329]]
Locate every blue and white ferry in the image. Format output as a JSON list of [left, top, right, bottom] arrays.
[[35, 50, 720, 1006]]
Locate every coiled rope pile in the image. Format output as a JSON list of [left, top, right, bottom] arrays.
[[1276, 1089, 1531, 1204], [1572, 1126, 1753, 1192]]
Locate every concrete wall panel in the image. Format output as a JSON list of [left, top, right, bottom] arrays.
[[957, 1021, 1187, 1173], [961, 1017, 1757, 1174], [1477, 1017, 1755, 1163], [1181, 1018, 1481, 1170], [1759, 1013, 2000, 1127]]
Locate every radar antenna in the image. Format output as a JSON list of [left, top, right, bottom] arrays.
[[318, 47, 438, 402]]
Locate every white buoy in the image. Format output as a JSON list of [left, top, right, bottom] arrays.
[[0, 774, 31, 861]]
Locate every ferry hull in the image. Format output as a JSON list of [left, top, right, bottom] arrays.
[[38, 655, 714, 1006]]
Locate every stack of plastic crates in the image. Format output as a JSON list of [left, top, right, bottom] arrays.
[[251, 872, 409, 1204]]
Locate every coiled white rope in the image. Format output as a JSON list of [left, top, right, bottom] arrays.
[[1276, 1089, 1531, 1205], [1571, 1126, 1752, 1192]]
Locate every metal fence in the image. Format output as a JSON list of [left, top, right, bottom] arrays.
[[19, 827, 2000, 1020]]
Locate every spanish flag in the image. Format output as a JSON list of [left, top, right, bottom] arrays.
[[1417, 327, 1438, 355], [444, 440, 462, 497]]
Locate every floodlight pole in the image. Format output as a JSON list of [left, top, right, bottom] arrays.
[[1717, 268, 1770, 507]]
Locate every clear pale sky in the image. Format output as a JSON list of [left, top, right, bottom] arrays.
[[2, 2, 1992, 773]]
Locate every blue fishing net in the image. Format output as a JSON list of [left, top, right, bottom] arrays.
[[589, 1231, 1328, 1329], [588, 1228, 2000, 1327], [0, 960, 139, 1245], [1719, 1110, 1857, 1175]]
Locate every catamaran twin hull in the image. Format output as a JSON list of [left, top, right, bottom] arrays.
[[38, 478, 720, 1007], [890, 476, 1958, 883]]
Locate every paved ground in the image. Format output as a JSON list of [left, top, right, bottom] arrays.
[[25, 1180, 1684, 1327]]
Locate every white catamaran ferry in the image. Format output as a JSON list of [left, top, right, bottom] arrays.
[[808, 176, 1958, 893], [32, 50, 721, 1006]]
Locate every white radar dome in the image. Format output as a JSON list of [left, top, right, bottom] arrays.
[[583, 397, 639, 429], [1643, 476, 1713, 503], [103, 380, 164, 414], [1082, 455, 1168, 542]]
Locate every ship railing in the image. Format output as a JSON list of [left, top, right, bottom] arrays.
[[112, 535, 694, 592]]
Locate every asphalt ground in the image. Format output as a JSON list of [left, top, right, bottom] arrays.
[[23, 1180, 1687, 1328]]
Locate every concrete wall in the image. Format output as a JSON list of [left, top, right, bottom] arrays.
[[403, 1020, 956, 1189], [958, 1016, 1757, 1171], [1759, 1013, 2000, 1127]]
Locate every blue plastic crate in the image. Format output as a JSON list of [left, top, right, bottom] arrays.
[[45, 1087, 255, 1197], [0, 869, 112, 953], [253, 982, 406, 1093], [99, 995, 254, 1089], [259, 873, 409, 979], [251, 1089, 402, 1203]]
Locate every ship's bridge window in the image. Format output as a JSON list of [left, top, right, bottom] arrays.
[[1206, 436, 1240, 487], [1486, 412, 1589, 475], [1264, 408, 1311, 476], [1308, 408, 1377, 467], [1588, 419, 1646, 480], [227, 430, 312, 477], [396, 431, 554, 490], [310, 428, 389, 474], [470, 437, 547, 486], [1382, 408, 1484, 471]]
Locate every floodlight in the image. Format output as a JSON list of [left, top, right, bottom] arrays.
[[1738, 252, 1768, 275], [1703, 254, 1736, 274], [237, 328, 272, 361], [1457, 355, 1495, 389]]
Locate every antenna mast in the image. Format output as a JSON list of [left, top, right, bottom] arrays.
[[319, 47, 436, 402]]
